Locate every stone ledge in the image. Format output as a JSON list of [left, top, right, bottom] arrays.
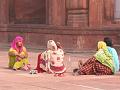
[[0, 24, 120, 35]]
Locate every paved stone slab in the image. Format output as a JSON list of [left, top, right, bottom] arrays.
[[0, 50, 120, 90]]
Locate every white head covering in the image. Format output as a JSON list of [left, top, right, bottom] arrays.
[[47, 40, 57, 51]]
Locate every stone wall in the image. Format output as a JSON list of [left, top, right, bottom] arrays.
[[0, 0, 120, 52]]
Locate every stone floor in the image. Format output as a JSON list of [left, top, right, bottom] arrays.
[[0, 50, 120, 90]]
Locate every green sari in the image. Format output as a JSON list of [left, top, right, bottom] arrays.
[[94, 48, 115, 73], [8, 47, 29, 69]]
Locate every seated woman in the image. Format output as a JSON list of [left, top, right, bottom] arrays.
[[8, 36, 30, 71], [104, 37, 120, 72], [35, 40, 66, 77], [73, 41, 115, 75]]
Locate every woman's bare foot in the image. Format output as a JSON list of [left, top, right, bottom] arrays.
[[58, 73, 64, 77], [54, 73, 59, 77], [78, 60, 83, 69], [22, 65, 29, 71], [13, 68, 17, 71], [73, 68, 79, 76], [27, 64, 31, 70]]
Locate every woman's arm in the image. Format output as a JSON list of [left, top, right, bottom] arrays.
[[19, 47, 28, 59], [8, 48, 19, 56]]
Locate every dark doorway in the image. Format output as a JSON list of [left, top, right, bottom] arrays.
[[10, 0, 47, 24]]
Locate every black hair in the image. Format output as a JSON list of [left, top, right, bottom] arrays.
[[104, 37, 113, 47], [56, 42, 62, 49]]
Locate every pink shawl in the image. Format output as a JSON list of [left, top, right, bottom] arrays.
[[11, 36, 23, 53]]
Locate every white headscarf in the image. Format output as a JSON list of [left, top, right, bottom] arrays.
[[41, 40, 57, 61], [47, 40, 57, 51]]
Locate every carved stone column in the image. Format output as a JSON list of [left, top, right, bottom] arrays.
[[0, 0, 9, 43], [104, 0, 115, 24], [89, 0, 104, 27], [0, 0, 9, 24], [48, 0, 66, 26]]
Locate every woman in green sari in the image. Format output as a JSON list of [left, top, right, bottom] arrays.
[[8, 36, 30, 71], [73, 41, 115, 75]]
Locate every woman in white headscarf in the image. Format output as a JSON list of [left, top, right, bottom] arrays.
[[35, 40, 66, 77]]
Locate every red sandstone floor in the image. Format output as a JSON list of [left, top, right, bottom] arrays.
[[0, 50, 120, 90]]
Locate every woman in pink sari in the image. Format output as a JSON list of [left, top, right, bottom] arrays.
[[35, 40, 66, 77], [8, 36, 31, 71]]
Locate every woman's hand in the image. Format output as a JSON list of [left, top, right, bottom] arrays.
[[19, 54, 25, 59], [16, 56, 21, 61]]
